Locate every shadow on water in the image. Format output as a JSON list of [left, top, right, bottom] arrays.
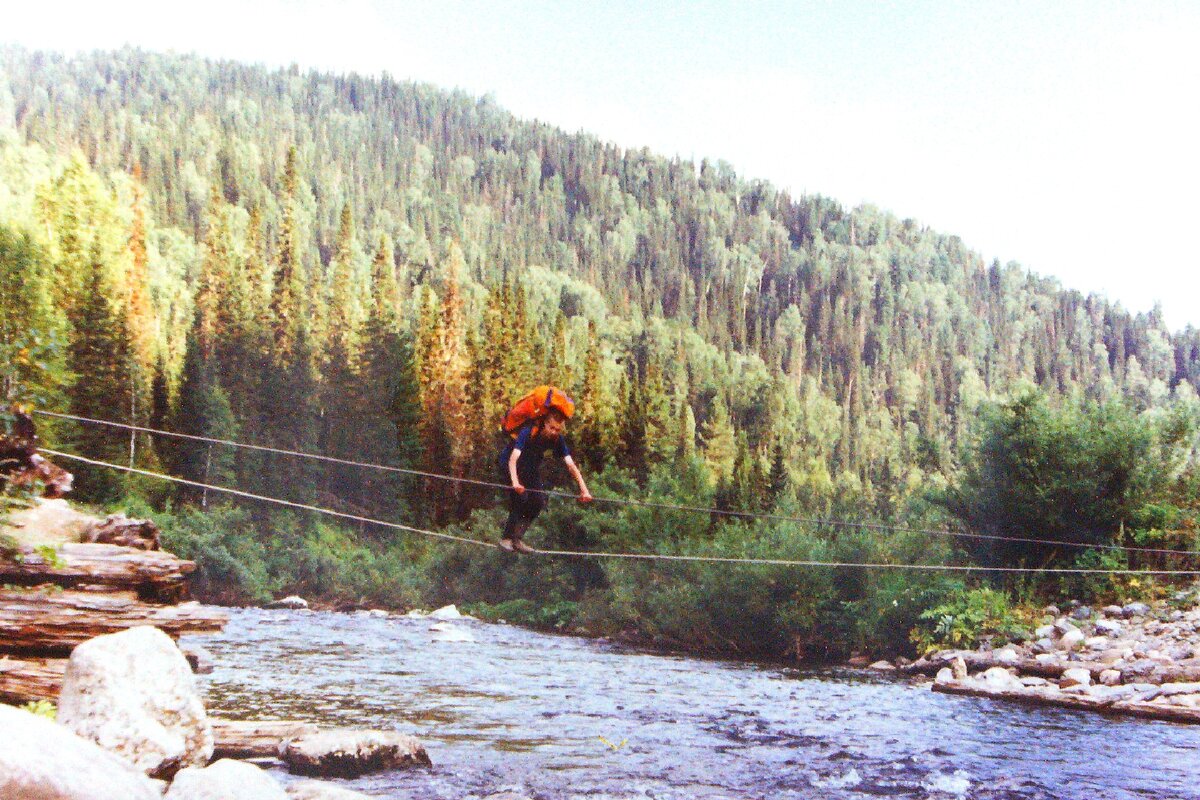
[[187, 607, 1200, 800]]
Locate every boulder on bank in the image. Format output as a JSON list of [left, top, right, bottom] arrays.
[[1122, 602, 1151, 618], [281, 729, 431, 777], [84, 514, 161, 550], [57, 625, 213, 778], [165, 758, 287, 800], [427, 604, 463, 620], [1060, 668, 1092, 688], [266, 595, 310, 610], [0, 704, 161, 800]]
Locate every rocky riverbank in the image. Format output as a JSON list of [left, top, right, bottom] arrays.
[[896, 595, 1200, 723], [0, 497, 437, 800]]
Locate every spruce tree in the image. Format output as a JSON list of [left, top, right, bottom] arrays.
[[66, 244, 133, 499]]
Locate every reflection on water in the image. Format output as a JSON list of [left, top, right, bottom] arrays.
[[188, 607, 1200, 800]]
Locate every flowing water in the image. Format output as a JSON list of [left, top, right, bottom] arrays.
[[187, 607, 1200, 799]]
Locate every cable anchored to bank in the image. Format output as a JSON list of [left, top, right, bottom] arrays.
[[34, 409, 1200, 560], [40, 448, 1200, 576]]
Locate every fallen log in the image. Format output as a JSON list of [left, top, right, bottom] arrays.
[[1111, 699, 1200, 724], [931, 680, 1113, 712], [932, 678, 1200, 724], [0, 542, 195, 600], [0, 655, 65, 704], [0, 586, 227, 656], [210, 719, 320, 759]]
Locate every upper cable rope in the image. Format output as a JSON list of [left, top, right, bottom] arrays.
[[33, 409, 1200, 560], [40, 448, 1200, 575]]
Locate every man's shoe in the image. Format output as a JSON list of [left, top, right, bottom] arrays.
[[498, 539, 515, 552], [513, 540, 535, 554]]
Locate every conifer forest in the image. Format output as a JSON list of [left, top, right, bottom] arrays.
[[2, 47, 1198, 658]]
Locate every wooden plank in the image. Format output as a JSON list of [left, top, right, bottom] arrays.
[[0, 587, 227, 655], [0, 542, 196, 599], [210, 719, 321, 759], [0, 656, 65, 704]]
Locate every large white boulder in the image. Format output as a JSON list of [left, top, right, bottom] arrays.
[[0, 704, 161, 800], [57, 625, 213, 778], [165, 758, 288, 800]]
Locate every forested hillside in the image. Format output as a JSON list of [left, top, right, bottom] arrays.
[[2, 47, 1198, 657]]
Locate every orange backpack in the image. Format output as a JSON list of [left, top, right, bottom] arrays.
[[501, 385, 575, 437]]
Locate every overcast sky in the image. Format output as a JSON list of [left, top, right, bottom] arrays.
[[7, 1, 1199, 328]]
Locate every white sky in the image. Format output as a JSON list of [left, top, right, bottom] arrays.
[[6, 1, 1200, 328]]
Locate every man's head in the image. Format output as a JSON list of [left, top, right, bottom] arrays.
[[541, 408, 567, 438]]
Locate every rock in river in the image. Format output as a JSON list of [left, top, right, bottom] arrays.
[[287, 779, 381, 799], [0, 704, 161, 800], [281, 729, 431, 777], [166, 758, 287, 800], [57, 625, 213, 778], [431, 622, 476, 643]]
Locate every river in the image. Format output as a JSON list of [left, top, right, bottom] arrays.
[[186, 607, 1200, 800]]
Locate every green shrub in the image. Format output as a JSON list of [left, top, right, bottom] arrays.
[[468, 598, 579, 629], [909, 586, 1028, 653], [20, 699, 56, 719]]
